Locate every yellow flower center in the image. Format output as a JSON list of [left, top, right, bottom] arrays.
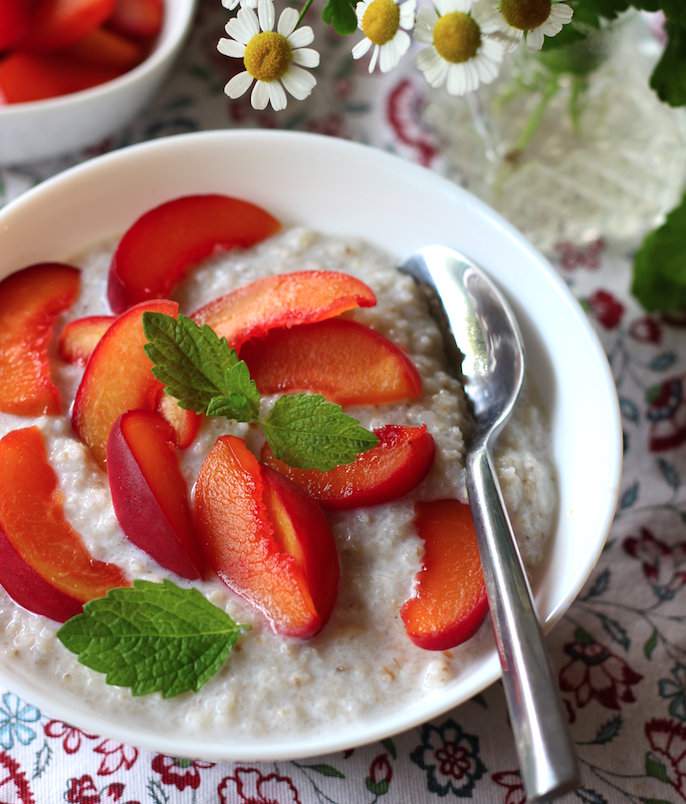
[[500, 0, 552, 31], [433, 12, 481, 63], [362, 0, 400, 45], [243, 32, 292, 82]]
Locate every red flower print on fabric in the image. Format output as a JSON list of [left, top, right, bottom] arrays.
[[559, 629, 643, 710], [44, 720, 97, 754], [366, 753, 393, 796], [151, 755, 214, 791], [386, 78, 437, 167], [624, 527, 686, 598], [491, 770, 526, 804], [64, 774, 139, 804], [584, 290, 625, 330], [218, 767, 302, 804], [93, 739, 139, 776], [646, 376, 686, 452], [645, 718, 686, 800], [629, 315, 662, 344], [0, 751, 35, 804], [555, 239, 605, 271]]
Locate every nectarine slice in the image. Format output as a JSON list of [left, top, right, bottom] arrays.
[[242, 318, 421, 404], [107, 195, 281, 313], [108, 411, 204, 579], [262, 425, 435, 509], [156, 393, 200, 450], [194, 435, 339, 638], [0, 427, 128, 606], [108, 0, 163, 38], [401, 500, 488, 650], [58, 315, 114, 364], [0, 263, 80, 416], [192, 271, 377, 350], [0, 1, 33, 50], [65, 26, 144, 70], [72, 299, 178, 466], [21, 0, 116, 51]]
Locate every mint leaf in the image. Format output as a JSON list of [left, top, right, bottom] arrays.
[[322, 0, 357, 35], [57, 580, 246, 698], [262, 393, 378, 470], [632, 193, 686, 313], [143, 313, 260, 422]]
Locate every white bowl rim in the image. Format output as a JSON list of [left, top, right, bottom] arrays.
[[0, 130, 623, 761], [0, 0, 196, 117]]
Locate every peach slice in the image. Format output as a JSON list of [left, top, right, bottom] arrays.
[[108, 411, 204, 579], [194, 435, 339, 638], [262, 425, 435, 509], [58, 315, 114, 364], [0, 263, 80, 416], [157, 394, 200, 450], [0, 427, 128, 610], [0, 1, 33, 50], [107, 195, 281, 313], [21, 0, 116, 51], [72, 298, 178, 466], [242, 318, 421, 404], [192, 271, 377, 350], [401, 499, 488, 650], [107, 0, 163, 39], [65, 26, 144, 70]]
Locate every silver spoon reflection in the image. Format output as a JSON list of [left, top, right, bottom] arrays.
[[401, 246, 579, 804]]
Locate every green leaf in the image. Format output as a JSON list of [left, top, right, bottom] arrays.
[[597, 612, 630, 651], [644, 628, 658, 660], [301, 763, 345, 778], [262, 393, 378, 470], [651, 22, 686, 107], [366, 779, 390, 796], [57, 580, 246, 699], [381, 738, 397, 759], [645, 752, 670, 784], [322, 0, 357, 35], [592, 715, 623, 745], [632, 194, 686, 313], [143, 313, 260, 422]]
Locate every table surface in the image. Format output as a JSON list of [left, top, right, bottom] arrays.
[[1, 5, 684, 803]]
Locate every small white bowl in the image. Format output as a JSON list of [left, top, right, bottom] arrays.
[[0, 0, 196, 165], [0, 131, 622, 760]]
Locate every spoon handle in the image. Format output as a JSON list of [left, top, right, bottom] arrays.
[[466, 445, 579, 803]]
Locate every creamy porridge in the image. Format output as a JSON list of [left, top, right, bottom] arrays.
[[0, 227, 556, 737]]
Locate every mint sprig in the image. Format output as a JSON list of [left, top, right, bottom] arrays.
[[263, 393, 379, 470], [143, 312, 378, 471], [143, 313, 260, 422], [57, 580, 246, 698]]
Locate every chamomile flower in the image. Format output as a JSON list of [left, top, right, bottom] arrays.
[[415, 0, 505, 95], [222, 0, 258, 11], [352, 0, 416, 74], [218, 0, 319, 111], [481, 0, 573, 51]]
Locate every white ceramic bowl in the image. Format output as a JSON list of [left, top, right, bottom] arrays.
[[0, 0, 196, 165], [0, 131, 622, 760]]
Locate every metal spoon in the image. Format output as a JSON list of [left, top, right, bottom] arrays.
[[400, 246, 579, 803]]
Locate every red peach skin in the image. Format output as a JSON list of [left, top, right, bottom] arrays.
[[65, 26, 144, 70], [401, 499, 488, 650], [0, 529, 83, 622], [0, 52, 123, 103], [107, 411, 204, 579], [58, 315, 114, 364], [0, 1, 33, 50], [0, 263, 80, 416], [192, 271, 377, 350], [107, 195, 281, 313], [0, 427, 129, 606], [242, 318, 421, 404], [72, 299, 178, 466], [262, 425, 435, 509], [21, 0, 116, 51], [194, 435, 339, 638], [108, 0, 163, 38]]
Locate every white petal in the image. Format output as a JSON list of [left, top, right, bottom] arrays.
[[436, 0, 470, 14], [288, 25, 314, 47], [526, 28, 545, 50], [278, 7, 299, 35], [551, 3, 573, 23], [379, 41, 396, 72], [269, 81, 288, 110], [414, 7, 436, 42], [399, 0, 415, 29], [282, 65, 316, 99], [394, 29, 410, 57], [369, 44, 379, 73], [292, 47, 320, 67], [446, 63, 467, 95], [481, 35, 506, 61], [352, 37, 373, 59], [417, 46, 448, 87], [225, 70, 253, 98], [258, 0, 275, 31], [238, 6, 260, 36], [242, 0, 258, 7], [356, 1, 370, 24], [465, 60, 480, 91], [222, 0, 240, 10], [540, 18, 564, 36], [225, 15, 252, 44], [251, 80, 270, 109], [217, 37, 245, 57], [475, 52, 499, 82]]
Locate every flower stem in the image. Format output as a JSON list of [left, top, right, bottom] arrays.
[[297, 0, 315, 25], [513, 74, 560, 153]]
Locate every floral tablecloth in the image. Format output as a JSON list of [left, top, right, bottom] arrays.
[[1, 4, 685, 803]]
